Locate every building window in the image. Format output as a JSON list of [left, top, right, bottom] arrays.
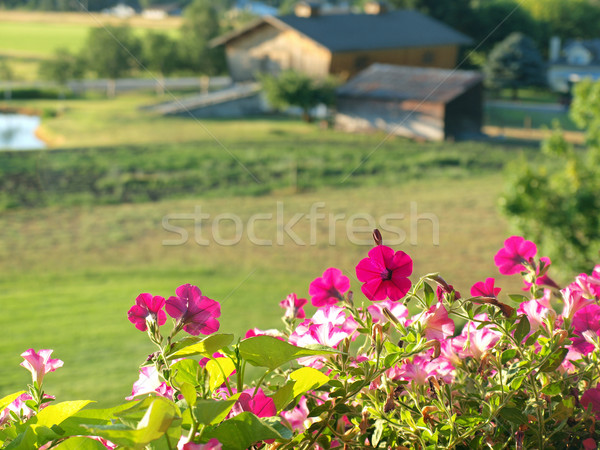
[[354, 55, 369, 70], [422, 51, 435, 65]]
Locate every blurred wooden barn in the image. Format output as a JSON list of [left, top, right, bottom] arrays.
[[211, 2, 472, 82], [335, 64, 484, 141]]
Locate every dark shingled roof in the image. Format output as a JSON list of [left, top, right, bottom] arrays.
[[337, 63, 483, 103], [211, 10, 472, 51]]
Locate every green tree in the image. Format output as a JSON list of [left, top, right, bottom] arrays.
[[485, 32, 546, 99], [142, 32, 180, 95], [501, 79, 600, 274], [84, 25, 142, 97], [38, 48, 85, 98], [179, 0, 225, 75], [522, 0, 600, 40], [260, 70, 338, 122], [0, 59, 13, 100]]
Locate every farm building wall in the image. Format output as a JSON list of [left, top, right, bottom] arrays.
[[225, 25, 332, 81], [335, 97, 445, 141], [443, 81, 483, 139], [329, 45, 459, 79]]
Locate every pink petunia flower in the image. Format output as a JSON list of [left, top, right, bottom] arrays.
[[367, 300, 409, 324], [455, 314, 501, 360], [311, 305, 358, 335], [494, 236, 537, 275], [178, 438, 222, 450], [471, 278, 501, 298], [230, 388, 276, 418], [126, 366, 174, 400], [356, 245, 412, 301], [20, 348, 64, 385], [292, 322, 350, 368], [571, 304, 600, 355], [279, 293, 307, 320], [127, 293, 167, 332], [522, 257, 560, 291], [309, 268, 350, 307], [388, 353, 455, 386], [0, 392, 55, 427], [281, 396, 311, 432], [244, 328, 284, 340], [582, 438, 597, 450], [166, 284, 220, 336], [517, 297, 556, 334], [561, 287, 595, 321], [413, 303, 455, 340], [581, 386, 600, 419], [436, 284, 461, 302], [568, 268, 600, 300]]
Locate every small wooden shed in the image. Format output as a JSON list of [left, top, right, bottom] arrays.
[[211, 4, 472, 81], [335, 64, 484, 141]]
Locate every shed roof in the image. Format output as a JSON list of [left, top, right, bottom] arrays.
[[211, 10, 472, 52], [336, 63, 483, 104]]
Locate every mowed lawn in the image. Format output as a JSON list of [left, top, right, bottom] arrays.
[[1, 174, 527, 406], [0, 12, 180, 58]]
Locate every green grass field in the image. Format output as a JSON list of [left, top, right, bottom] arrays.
[[0, 12, 180, 58], [0, 93, 562, 407]]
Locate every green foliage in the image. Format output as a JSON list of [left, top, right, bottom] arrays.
[[38, 48, 84, 86], [502, 79, 600, 273], [142, 32, 179, 77], [178, 0, 225, 75], [522, 0, 600, 40], [260, 70, 338, 121], [485, 32, 546, 99], [84, 26, 142, 81]]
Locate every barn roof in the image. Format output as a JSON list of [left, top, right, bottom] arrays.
[[211, 10, 472, 52], [336, 64, 483, 103]]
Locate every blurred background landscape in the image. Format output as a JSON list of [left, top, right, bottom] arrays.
[[1, 0, 599, 406]]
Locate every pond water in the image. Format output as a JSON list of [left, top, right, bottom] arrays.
[[0, 114, 46, 150]]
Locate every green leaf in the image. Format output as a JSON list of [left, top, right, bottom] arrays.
[[53, 436, 107, 449], [499, 407, 526, 425], [32, 401, 93, 428], [168, 334, 234, 359], [202, 412, 288, 450], [83, 397, 181, 450], [510, 375, 526, 390], [514, 316, 530, 343], [539, 347, 569, 372], [193, 397, 239, 425], [0, 392, 25, 413], [179, 382, 197, 407], [541, 381, 562, 396], [501, 349, 518, 365], [239, 336, 337, 370], [509, 295, 528, 303], [60, 401, 141, 437], [206, 357, 236, 392], [171, 359, 200, 388]]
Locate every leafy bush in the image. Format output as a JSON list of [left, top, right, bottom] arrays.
[[502, 79, 600, 273], [2, 232, 600, 448]]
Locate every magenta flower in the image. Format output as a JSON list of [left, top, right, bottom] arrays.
[[454, 314, 501, 360], [356, 245, 413, 301], [279, 293, 307, 320], [166, 284, 220, 336], [436, 284, 461, 302], [309, 268, 350, 307], [20, 349, 63, 385], [470, 278, 501, 298], [494, 236, 537, 275], [522, 257, 560, 290], [413, 303, 455, 340], [568, 268, 600, 300], [231, 388, 276, 418], [572, 304, 600, 355], [311, 305, 358, 335], [583, 438, 597, 450], [127, 293, 167, 332], [244, 328, 284, 340], [581, 386, 600, 419], [292, 322, 350, 368]]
